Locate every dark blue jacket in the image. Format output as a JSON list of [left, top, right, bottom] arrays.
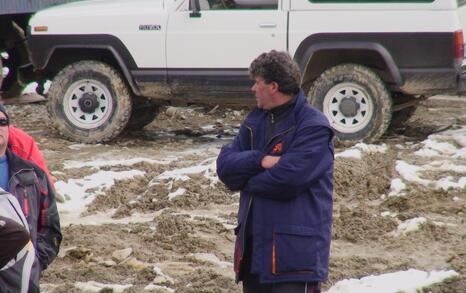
[[217, 90, 334, 284], [0, 149, 62, 292]]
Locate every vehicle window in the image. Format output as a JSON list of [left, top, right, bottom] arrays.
[[309, 0, 434, 3], [201, 0, 278, 10]]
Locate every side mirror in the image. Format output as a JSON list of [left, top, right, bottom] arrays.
[[190, 0, 201, 17]]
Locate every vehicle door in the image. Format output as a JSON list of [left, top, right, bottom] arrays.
[[166, 0, 287, 94]]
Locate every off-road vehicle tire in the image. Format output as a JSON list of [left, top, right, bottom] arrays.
[[308, 63, 392, 142], [389, 94, 418, 129], [47, 61, 132, 143], [126, 98, 159, 130], [390, 106, 416, 129]]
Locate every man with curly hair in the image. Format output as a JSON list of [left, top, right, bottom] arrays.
[[217, 50, 334, 293]]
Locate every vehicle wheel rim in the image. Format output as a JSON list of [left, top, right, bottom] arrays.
[[63, 80, 114, 129], [323, 82, 374, 133]]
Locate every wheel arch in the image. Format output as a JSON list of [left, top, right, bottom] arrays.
[[28, 34, 141, 95], [293, 35, 403, 91]]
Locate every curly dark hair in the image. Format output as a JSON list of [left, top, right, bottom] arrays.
[[249, 50, 302, 96]]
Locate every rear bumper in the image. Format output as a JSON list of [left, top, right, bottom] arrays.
[[396, 67, 466, 97]]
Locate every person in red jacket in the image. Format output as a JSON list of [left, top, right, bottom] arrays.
[[7, 125, 55, 188]]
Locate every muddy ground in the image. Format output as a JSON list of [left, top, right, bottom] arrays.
[[5, 96, 465, 292]]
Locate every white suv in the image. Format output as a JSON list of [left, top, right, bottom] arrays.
[[27, 0, 465, 143]]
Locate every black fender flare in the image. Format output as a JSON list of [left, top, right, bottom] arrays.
[[27, 34, 141, 95], [293, 34, 403, 86]]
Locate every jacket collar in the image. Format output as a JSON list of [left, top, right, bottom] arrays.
[[244, 90, 307, 133], [6, 148, 35, 174]]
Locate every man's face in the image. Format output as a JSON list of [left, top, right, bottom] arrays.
[[0, 112, 9, 156], [251, 76, 276, 110]]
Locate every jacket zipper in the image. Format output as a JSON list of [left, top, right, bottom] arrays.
[[239, 123, 255, 273], [8, 168, 35, 217], [240, 123, 295, 276], [244, 123, 254, 150]]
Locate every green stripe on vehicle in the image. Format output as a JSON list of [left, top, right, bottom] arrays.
[[310, 0, 434, 3]]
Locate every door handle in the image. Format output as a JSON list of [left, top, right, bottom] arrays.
[[259, 23, 276, 28]]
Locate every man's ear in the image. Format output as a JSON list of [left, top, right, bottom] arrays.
[[270, 81, 279, 93]]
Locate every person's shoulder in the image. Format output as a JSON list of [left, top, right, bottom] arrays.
[[7, 150, 47, 179], [8, 125, 33, 141], [8, 126, 35, 155], [243, 107, 264, 126], [298, 104, 331, 128]]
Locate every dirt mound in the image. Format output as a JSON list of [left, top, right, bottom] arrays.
[[382, 186, 465, 216], [93, 172, 236, 219], [149, 212, 216, 254], [332, 205, 398, 242], [328, 255, 410, 287], [176, 269, 239, 293], [334, 152, 395, 200]]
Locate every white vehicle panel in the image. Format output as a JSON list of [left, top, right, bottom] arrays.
[[288, 10, 460, 56], [290, 0, 458, 11], [30, 0, 168, 68], [166, 0, 287, 68]]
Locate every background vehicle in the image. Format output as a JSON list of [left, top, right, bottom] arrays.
[[27, 0, 466, 143], [0, 0, 76, 99]]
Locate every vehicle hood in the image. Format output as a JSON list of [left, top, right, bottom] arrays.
[[30, 0, 166, 34]]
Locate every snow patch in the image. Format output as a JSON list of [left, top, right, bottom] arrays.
[[64, 157, 173, 169], [380, 211, 398, 218], [354, 143, 388, 154], [392, 217, 427, 236], [336, 143, 388, 159], [168, 188, 186, 200], [432, 221, 456, 227], [75, 281, 132, 293], [388, 178, 406, 197], [325, 269, 458, 293], [336, 149, 361, 159], [67, 143, 103, 150], [424, 161, 466, 173], [435, 176, 466, 191], [201, 124, 216, 131], [152, 265, 175, 284], [152, 157, 218, 186], [414, 140, 458, 157], [60, 210, 157, 227], [395, 161, 431, 186], [414, 127, 466, 159], [56, 170, 144, 224], [144, 284, 175, 292]]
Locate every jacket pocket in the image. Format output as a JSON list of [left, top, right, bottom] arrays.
[[272, 224, 319, 275]]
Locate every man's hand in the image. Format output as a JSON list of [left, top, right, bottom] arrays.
[[261, 155, 280, 169]]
